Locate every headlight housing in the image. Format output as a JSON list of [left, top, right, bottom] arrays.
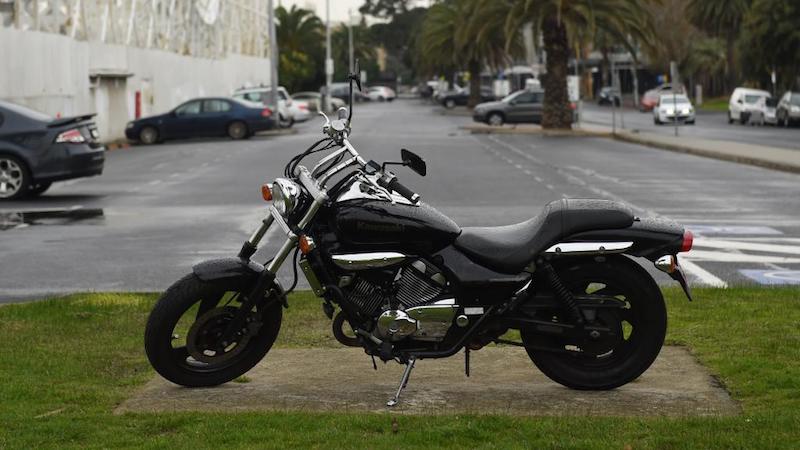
[[272, 178, 301, 216]]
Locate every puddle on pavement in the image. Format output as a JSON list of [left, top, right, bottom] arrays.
[[0, 208, 104, 231]]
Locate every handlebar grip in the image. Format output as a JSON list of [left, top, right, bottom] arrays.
[[386, 177, 420, 204]]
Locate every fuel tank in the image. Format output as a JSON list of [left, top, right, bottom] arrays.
[[330, 199, 461, 254]]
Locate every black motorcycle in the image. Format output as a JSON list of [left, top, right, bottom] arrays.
[[145, 67, 694, 407]]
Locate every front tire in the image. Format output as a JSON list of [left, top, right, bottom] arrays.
[[139, 126, 159, 145], [227, 121, 249, 140], [445, 99, 456, 109], [487, 112, 504, 126], [522, 256, 666, 390], [144, 274, 282, 387]]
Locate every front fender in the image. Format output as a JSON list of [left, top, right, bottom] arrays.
[[192, 257, 264, 282]]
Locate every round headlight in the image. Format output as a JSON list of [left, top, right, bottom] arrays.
[[272, 178, 301, 216]]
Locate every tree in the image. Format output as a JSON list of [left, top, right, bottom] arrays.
[[685, 0, 751, 92], [275, 5, 324, 91], [359, 0, 413, 19], [331, 21, 378, 82], [740, 0, 800, 91], [506, 0, 656, 129]]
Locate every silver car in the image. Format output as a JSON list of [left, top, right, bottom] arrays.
[[653, 94, 695, 125]]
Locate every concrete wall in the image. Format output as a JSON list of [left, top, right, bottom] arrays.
[[0, 28, 271, 140]]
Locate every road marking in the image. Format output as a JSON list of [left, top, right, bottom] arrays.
[[680, 259, 728, 287], [687, 225, 783, 236], [685, 250, 800, 264], [694, 238, 800, 255], [739, 270, 800, 285]]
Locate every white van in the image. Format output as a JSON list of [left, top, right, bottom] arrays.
[[728, 87, 771, 124]]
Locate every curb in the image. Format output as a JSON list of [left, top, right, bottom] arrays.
[[256, 127, 299, 137], [612, 132, 800, 175], [102, 127, 298, 150], [459, 124, 612, 138]]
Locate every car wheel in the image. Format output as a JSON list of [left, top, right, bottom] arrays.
[[29, 182, 52, 196], [653, 116, 661, 125], [378, 96, 386, 102], [728, 111, 734, 124], [445, 99, 456, 109], [227, 121, 249, 140], [0, 155, 31, 200], [487, 112, 504, 126], [139, 126, 159, 145]]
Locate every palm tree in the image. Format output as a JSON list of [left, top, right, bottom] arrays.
[[685, 0, 752, 92], [418, 0, 520, 108], [275, 5, 325, 91], [506, 0, 656, 129]]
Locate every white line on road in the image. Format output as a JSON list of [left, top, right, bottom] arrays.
[[694, 238, 800, 255], [685, 250, 800, 264], [680, 259, 728, 288]]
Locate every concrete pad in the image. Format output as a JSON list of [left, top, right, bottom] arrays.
[[118, 346, 738, 417]]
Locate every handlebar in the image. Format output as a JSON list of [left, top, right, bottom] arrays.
[[378, 174, 420, 204]]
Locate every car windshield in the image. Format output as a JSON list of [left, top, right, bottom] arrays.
[[502, 91, 525, 102], [0, 100, 52, 121], [744, 94, 766, 104], [662, 95, 690, 104], [765, 98, 778, 107]]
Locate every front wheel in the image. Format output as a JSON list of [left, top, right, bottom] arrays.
[[144, 274, 282, 387], [227, 121, 249, 140], [522, 256, 666, 390]]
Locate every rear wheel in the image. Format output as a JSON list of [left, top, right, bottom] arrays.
[[0, 155, 30, 200], [522, 256, 666, 390], [227, 121, 249, 140], [487, 112, 504, 126], [144, 274, 283, 387]]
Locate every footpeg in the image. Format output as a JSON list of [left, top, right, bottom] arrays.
[[386, 357, 416, 407]]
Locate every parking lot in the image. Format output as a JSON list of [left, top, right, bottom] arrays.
[[2, 99, 800, 302]]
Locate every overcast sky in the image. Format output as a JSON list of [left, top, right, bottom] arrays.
[[277, 0, 433, 23]]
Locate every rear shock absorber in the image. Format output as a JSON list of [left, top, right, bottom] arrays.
[[542, 262, 584, 325]]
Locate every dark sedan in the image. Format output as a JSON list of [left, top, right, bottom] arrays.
[[0, 100, 105, 199], [439, 87, 495, 109], [125, 97, 275, 145], [472, 89, 545, 125]]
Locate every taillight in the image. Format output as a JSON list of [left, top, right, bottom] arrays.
[[55, 129, 85, 144], [261, 108, 272, 118], [680, 230, 693, 252], [298, 104, 308, 111]]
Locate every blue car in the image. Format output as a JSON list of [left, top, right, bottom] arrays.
[[125, 97, 275, 145]]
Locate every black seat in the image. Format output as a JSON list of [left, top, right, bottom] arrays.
[[454, 199, 634, 274]]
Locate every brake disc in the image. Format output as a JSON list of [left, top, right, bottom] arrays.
[[186, 306, 256, 364]]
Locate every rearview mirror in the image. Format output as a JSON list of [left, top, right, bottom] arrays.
[[337, 106, 348, 120], [401, 148, 426, 176]]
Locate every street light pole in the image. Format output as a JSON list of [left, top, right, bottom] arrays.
[[324, 0, 332, 112], [267, 0, 279, 126], [348, 9, 354, 73]]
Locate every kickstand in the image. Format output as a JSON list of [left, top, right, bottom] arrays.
[[465, 348, 470, 377], [371, 355, 378, 371], [386, 357, 416, 407]]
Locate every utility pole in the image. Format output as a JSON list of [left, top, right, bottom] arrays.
[[324, 0, 333, 112], [670, 61, 679, 137], [267, 0, 279, 126], [348, 9, 354, 73]]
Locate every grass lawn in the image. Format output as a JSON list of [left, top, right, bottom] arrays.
[[1, 287, 799, 449], [698, 97, 729, 113]]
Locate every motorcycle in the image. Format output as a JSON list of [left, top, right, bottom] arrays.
[[144, 64, 694, 407]]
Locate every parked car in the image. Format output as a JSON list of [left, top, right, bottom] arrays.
[[233, 86, 294, 127], [653, 94, 695, 125], [473, 89, 545, 125], [440, 86, 495, 109], [640, 83, 685, 112], [288, 100, 311, 123], [597, 86, 621, 106], [125, 97, 274, 145], [330, 82, 367, 104], [366, 86, 396, 102], [0, 100, 104, 199], [749, 97, 779, 126], [776, 91, 800, 127], [728, 87, 771, 124], [290, 92, 346, 113]]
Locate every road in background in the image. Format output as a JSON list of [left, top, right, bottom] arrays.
[[581, 103, 800, 151], [2, 99, 800, 302]]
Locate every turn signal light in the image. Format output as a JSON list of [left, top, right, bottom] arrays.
[[299, 235, 315, 255], [680, 230, 694, 252], [261, 184, 272, 201]]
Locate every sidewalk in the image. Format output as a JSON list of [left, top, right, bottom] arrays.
[[461, 122, 800, 174]]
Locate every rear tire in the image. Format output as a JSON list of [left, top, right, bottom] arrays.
[[227, 121, 249, 140], [522, 256, 666, 390], [144, 274, 282, 387]]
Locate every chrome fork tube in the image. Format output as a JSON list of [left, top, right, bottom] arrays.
[[266, 235, 299, 274], [248, 213, 275, 247]]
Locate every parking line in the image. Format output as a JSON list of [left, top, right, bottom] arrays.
[[680, 259, 728, 288]]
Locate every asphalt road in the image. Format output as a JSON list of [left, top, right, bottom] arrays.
[[2, 99, 799, 302], [581, 103, 800, 151]]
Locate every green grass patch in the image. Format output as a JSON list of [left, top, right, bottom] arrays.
[[698, 96, 729, 112], [1, 287, 799, 449]]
